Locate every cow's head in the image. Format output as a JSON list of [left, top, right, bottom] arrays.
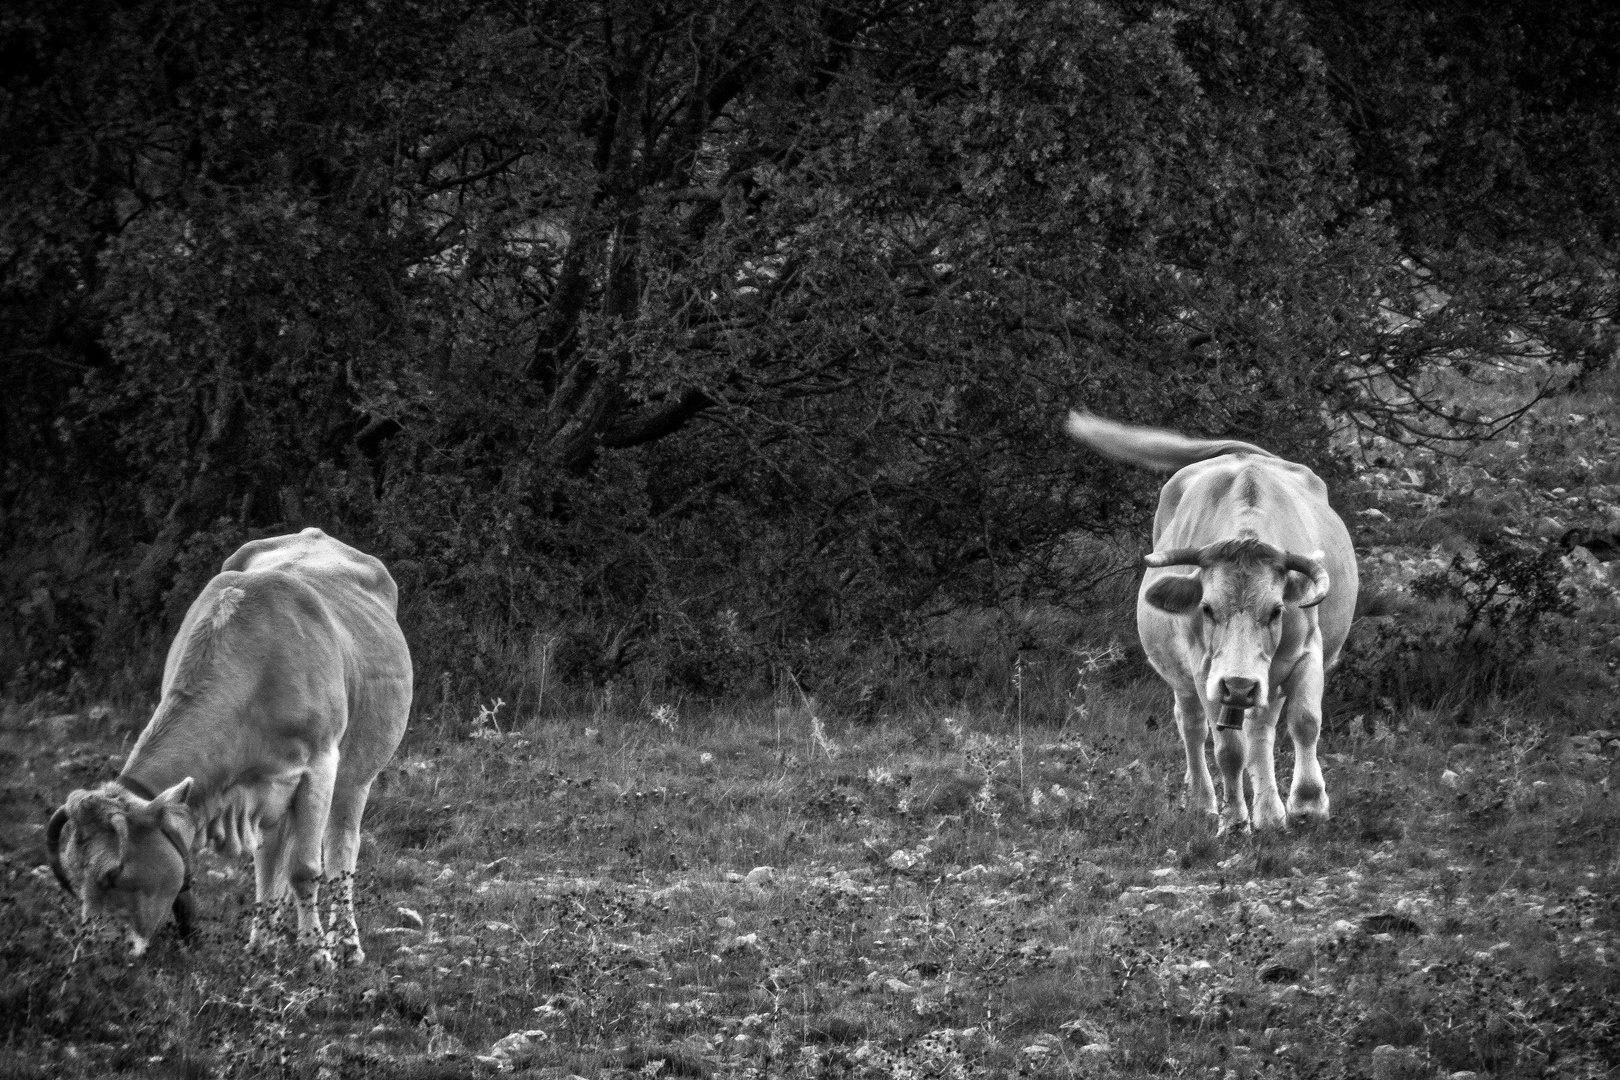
[[1142, 538, 1329, 710], [46, 778, 196, 956]]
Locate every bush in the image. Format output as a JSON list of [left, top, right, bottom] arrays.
[[1338, 541, 1583, 713]]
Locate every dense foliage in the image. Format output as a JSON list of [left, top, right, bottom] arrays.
[[3, 0, 1617, 702]]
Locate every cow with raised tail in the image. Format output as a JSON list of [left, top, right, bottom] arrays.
[[46, 528, 412, 965], [1065, 412, 1358, 832]]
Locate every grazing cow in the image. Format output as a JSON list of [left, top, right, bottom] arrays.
[[1066, 412, 1357, 832], [47, 528, 412, 964]]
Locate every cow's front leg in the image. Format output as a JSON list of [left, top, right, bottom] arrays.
[[1246, 696, 1288, 831], [1282, 653, 1330, 824], [288, 756, 339, 971], [1209, 701, 1251, 834], [1174, 691, 1218, 817]]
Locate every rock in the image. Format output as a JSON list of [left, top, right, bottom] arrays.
[[1273, 985, 1305, 1007], [1532, 516, 1566, 539], [487, 1029, 548, 1067], [886, 850, 918, 871], [1370, 1044, 1423, 1079], [744, 865, 776, 885], [396, 907, 424, 930], [42, 714, 80, 741], [1058, 1017, 1109, 1046], [1361, 911, 1423, 936], [1441, 769, 1461, 788], [1021, 1033, 1062, 1059]]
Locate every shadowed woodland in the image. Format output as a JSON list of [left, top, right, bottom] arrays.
[[5, 0, 1617, 712]]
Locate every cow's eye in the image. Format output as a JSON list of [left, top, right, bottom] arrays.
[[1269, 606, 1283, 623], [1200, 603, 1214, 620]]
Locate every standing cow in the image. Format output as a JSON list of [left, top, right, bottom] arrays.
[[1066, 412, 1357, 832], [47, 528, 412, 964]]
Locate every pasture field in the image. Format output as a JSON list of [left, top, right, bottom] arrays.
[[3, 685, 1619, 1080], [5, 365, 1620, 1079]]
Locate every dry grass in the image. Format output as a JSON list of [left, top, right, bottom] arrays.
[[3, 684, 1618, 1079]]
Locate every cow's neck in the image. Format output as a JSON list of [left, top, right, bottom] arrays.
[[120, 690, 243, 803]]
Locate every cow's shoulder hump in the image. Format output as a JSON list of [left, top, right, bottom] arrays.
[[221, 528, 397, 611]]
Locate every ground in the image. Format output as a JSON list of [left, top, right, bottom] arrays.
[[4, 683, 1618, 1079], [4, 364, 1620, 1079]]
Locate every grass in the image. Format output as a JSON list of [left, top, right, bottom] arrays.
[[3, 685, 1619, 1079]]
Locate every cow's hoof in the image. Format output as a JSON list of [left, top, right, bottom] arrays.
[[1182, 791, 1219, 816], [1216, 812, 1251, 836], [333, 939, 365, 966], [1287, 803, 1329, 826], [1288, 793, 1330, 825], [1252, 795, 1289, 831], [308, 948, 337, 972]]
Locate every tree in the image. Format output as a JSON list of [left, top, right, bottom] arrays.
[[3, 0, 1614, 699]]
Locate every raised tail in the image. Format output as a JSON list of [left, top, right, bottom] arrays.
[[1064, 410, 1273, 472]]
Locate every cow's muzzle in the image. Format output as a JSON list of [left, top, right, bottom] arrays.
[[1218, 676, 1259, 709]]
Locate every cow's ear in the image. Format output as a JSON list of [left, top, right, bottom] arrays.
[[1145, 572, 1203, 614], [151, 778, 194, 808], [1282, 570, 1310, 604]]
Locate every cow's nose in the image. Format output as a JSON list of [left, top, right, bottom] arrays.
[[1219, 677, 1259, 708]]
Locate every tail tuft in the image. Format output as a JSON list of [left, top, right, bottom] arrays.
[[1065, 410, 1273, 472]]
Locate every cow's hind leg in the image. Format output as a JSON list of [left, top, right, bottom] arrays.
[[287, 752, 340, 970], [1246, 696, 1289, 831], [1282, 657, 1330, 824], [1174, 691, 1218, 818], [322, 774, 377, 965]]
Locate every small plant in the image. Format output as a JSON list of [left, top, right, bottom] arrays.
[[471, 696, 506, 739], [649, 703, 679, 732], [1067, 639, 1127, 725], [809, 713, 841, 760]]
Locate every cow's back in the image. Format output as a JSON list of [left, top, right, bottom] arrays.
[[1145, 455, 1358, 664], [223, 528, 399, 614], [224, 529, 411, 767]]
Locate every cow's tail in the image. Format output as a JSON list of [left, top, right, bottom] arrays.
[[1065, 410, 1273, 472]]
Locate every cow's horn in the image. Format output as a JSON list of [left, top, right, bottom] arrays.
[[108, 811, 131, 890], [1144, 547, 1206, 568], [45, 806, 76, 898], [1284, 551, 1330, 608]]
